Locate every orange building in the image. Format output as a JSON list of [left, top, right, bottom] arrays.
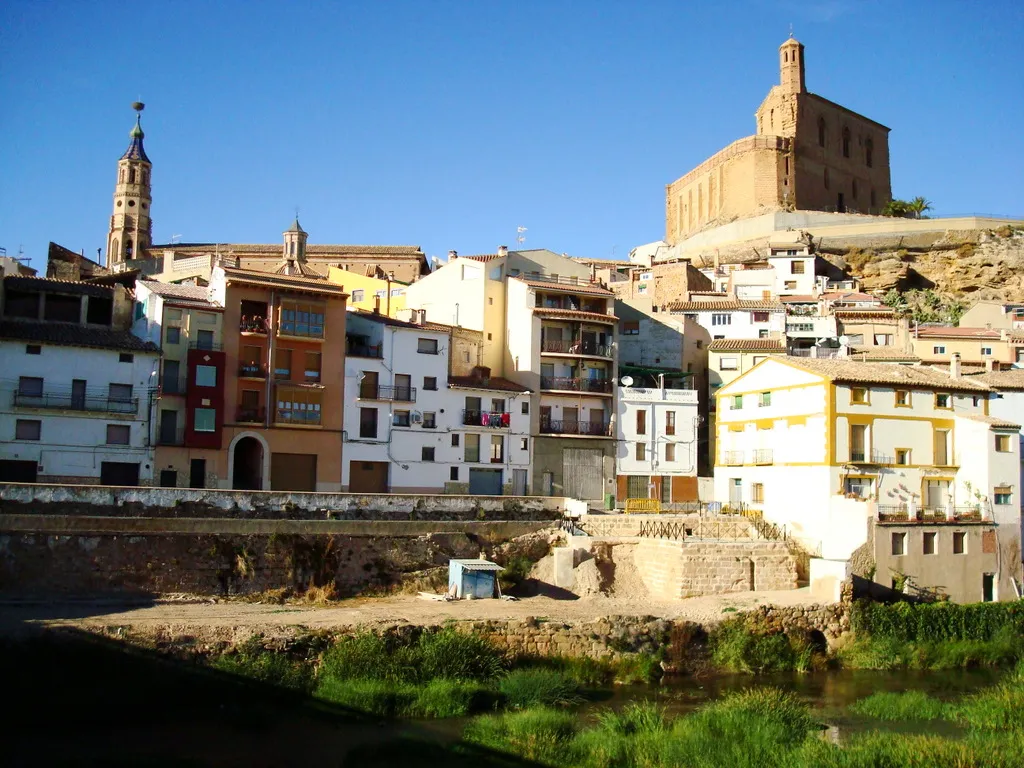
[[210, 264, 348, 491]]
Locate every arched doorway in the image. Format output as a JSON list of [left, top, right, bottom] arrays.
[[232, 436, 263, 490]]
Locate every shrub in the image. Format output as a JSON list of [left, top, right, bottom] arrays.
[[498, 556, 533, 592], [522, 655, 614, 687], [314, 677, 416, 716], [849, 691, 950, 721], [499, 669, 582, 709], [211, 637, 314, 692], [851, 599, 1024, 643], [416, 627, 507, 682], [613, 653, 662, 684], [594, 702, 667, 736], [709, 618, 816, 673], [464, 707, 578, 763], [407, 679, 494, 718], [319, 632, 415, 683]]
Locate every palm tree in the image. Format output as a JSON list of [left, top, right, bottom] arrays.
[[907, 197, 933, 219]]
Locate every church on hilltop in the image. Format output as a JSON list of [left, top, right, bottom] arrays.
[[665, 37, 892, 245], [101, 103, 428, 284]]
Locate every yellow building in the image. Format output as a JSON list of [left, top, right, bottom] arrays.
[[912, 327, 1023, 366], [327, 267, 407, 316]]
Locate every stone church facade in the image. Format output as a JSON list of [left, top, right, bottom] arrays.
[[665, 37, 892, 245]]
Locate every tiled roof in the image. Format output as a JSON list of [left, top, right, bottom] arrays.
[[848, 346, 921, 362], [346, 309, 425, 329], [448, 375, 531, 393], [516, 278, 614, 297], [961, 369, 1024, 391], [221, 266, 348, 297], [150, 243, 424, 256], [140, 281, 211, 301], [421, 320, 483, 337], [458, 254, 505, 262], [533, 308, 618, 323], [273, 260, 324, 278], [957, 413, 1021, 429], [666, 299, 782, 311], [4, 275, 111, 298], [915, 326, 1003, 339], [708, 338, 786, 352], [780, 357, 992, 392], [0, 320, 160, 353], [822, 292, 880, 303], [781, 295, 818, 303]]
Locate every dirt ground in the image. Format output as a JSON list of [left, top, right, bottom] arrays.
[[0, 588, 820, 639]]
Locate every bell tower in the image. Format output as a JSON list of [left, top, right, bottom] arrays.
[[106, 102, 153, 269], [779, 35, 805, 94]]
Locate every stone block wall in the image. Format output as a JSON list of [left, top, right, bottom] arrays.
[[636, 539, 799, 598]]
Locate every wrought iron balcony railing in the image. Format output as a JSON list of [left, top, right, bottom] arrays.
[[539, 419, 612, 436], [236, 407, 266, 423], [539, 377, 613, 394], [157, 425, 185, 446], [541, 340, 613, 358], [346, 340, 383, 358], [13, 390, 138, 414], [463, 410, 510, 428], [238, 363, 267, 379], [359, 384, 416, 402]]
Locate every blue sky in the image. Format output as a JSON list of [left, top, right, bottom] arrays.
[[1, 1, 1021, 271]]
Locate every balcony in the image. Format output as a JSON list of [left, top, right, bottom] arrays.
[[13, 390, 138, 414], [239, 317, 269, 334], [278, 321, 324, 340], [157, 425, 185, 446], [850, 450, 893, 465], [188, 341, 223, 351], [239, 363, 267, 379], [753, 449, 773, 465], [463, 410, 510, 428], [359, 384, 416, 402], [723, 450, 745, 466], [539, 419, 612, 437], [236, 407, 266, 424], [275, 408, 322, 426], [347, 339, 383, 358], [540, 377, 613, 394], [541, 339, 613, 358], [161, 375, 187, 395]]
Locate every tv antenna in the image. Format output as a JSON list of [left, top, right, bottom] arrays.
[[516, 225, 527, 246], [170, 234, 182, 244]]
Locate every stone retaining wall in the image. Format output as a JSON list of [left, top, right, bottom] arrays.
[[636, 539, 799, 598]]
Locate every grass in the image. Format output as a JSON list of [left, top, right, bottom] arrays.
[[709, 618, 820, 674], [849, 690, 951, 721], [465, 707, 579, 763], [314, 677, 495, 718], [613, 653, 663, 684], [498, 669, 582, 709], [211, 636, 314, 692], [837, 627, 1024, 671]]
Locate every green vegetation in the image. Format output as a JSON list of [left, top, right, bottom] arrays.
[[882, 287, 966, 324], [852, 599, 1024, 643], [210, 635, 314, 692], [709, 618, 821, 673], [849, 690, 951, 721], [882, 196, 933, 218], [499, 669, 583, 709]]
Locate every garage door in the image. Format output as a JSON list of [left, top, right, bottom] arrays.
[[100, 462, 140, 486], [271, 453, 317, 491], [469, 468, 503, 495], [0, 460, 38, 483], [349, 461, 389, 493], [563, 448, 603, 500]]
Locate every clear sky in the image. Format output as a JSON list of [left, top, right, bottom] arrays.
[[1, 1, 1022, 271]]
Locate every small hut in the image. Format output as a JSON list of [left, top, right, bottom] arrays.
[[448, 559, 503, 599]]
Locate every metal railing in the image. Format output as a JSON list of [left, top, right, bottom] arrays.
[[157, 425, 185, 446], [360, 384, 416, 402], [540, 377, 613, 393], [238, 363, 267, 378], [722, 450, 745, 465], [236, 407, 266, 423], [274, 409, 322, 426], [539, 419, 612, 436], [850, 450, 893, 464], [161, 375, 187, 395], [13, 390, 138, 414], [879, 505, 985, 523], [462, 410, 510, 428], [346, 340, 383, 358], [188, 341, 223, 351], [541, 339, 613, 357], [753, 449, 773, 465], [523, 273, 603, 287], [239, 318, 269, 334]]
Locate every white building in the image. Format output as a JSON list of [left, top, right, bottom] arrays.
[[0, 275, 161, 485], [667, 298, 785, 342], [616, 380, 700, 504], [713, 356, 1022, 600], [342, 310, 531, 493]]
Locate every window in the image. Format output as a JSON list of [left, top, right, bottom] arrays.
[[851, 387, 868, 404], [450, 467, 458, 481], [665, 411, 676, 436], [423, 376, 438, 391], [422, 446, 435, 462], [451, 433, 460, 447], [275, 348, 292, 379], [784, 281, 798, 290], [711, 313, 731, 326], [279, 301, 325, 338], [895, 389, 910, 407], [935, 393, 951, 409], [276, 389, 322, 424], [109, 383, 133, 402], [352, 289, 364, 302], [752, 483, 764, 503], [636, 410, 646, 435], [720, 357, 738, 371], [423, 412, 436, 428], [665, 443, 675, 462], [981, 346, 993, 356], [521, 401, 529, 414], [391, 289, 402, 298], [375, 290, 385, 298], [359, 408, 378, 438], [874, 334, 893, 346], [842, 127, 851, 158], [923, 531, 937, 555], [637, 284, 648, 295], [26, 344, 41, 355], [891, 532, 906, 556], [994, 487, 1012, 505], [752, 311, 770, 322], [19, 376, 44, 397], [417, 338, 438, 355], [850, 424, 867, 462], [520, 437, 528, 451], [15, 419, 40, 440], [823, 168, 830, 189], [817, 117, 826, 147], [759, 392, 771, 407], [790, 261, 805, 274], [166, 327, 181, 344], [934, 429, 950, 465], [304, 351, 322, 383], [732, 395, 743, 409], [636, 443, 646, 461], [393, 410, 410, 427], [195, 329, 215, 350], [621, 320, 640, 335], [465, 433, 480, 462], [106, 424, 130, 445], [896, 449, 911, 465], [490, 435, 504, 462], [865, 138, 874, 168], [953, 531, 967, 555], [195, 365, 217, 387], [194, 408, 216, 432], [696, 340, 703, 349], [933, 345, 946, 355]]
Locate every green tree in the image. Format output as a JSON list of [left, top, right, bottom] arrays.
[[907, 197, 933, 219], [882, 199, 911, 217]]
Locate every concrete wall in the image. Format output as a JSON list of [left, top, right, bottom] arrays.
[[533, 436, 616, 500]]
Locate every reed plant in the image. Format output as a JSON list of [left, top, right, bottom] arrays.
[[498, 669, 582, 709]]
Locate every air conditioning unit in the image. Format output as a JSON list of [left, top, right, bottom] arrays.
[[410, 412, 422, 423]]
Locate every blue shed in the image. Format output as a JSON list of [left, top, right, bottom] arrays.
[[448, 559, 503, 599]]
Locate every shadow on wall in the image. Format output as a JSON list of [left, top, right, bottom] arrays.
[[1, 628, 540, 767]]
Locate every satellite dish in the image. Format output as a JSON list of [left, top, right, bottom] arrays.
[[620, 376, 634, 387], [839, 335, 851, 346]]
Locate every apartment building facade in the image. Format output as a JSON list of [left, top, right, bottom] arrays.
[[0, 275, 161, 485]]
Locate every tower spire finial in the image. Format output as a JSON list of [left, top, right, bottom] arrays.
[[789, 22, 794, 38]]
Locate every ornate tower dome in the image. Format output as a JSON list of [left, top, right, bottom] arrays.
[[106, 102, 153, 269]]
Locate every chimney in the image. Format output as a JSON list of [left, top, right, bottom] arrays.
[[418, 309, 427, 324], [373, 296, 381, 314], [388, 271, 395, 281], [497, 245, 508, 257], [985, 357, 996, 373], [950, 352, 961, 379], [448, 250, 458, 260], [713, 251, 721, 271]]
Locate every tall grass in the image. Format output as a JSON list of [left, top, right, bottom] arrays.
[[211, 636, 314, 692], [709, 618, 819, 673], [837, 626, 1024, 671], [465, 708, 578, 763], [499, 669, 582, 709], [314, 677, 494, 718], [849, 690, 950, 721]]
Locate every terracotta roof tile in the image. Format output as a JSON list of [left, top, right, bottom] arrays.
[[957, 413, 1021, 429], [915, 326, 1003, 339], [780, 357, 992, 392], [4, 275, 112, 298], [533, 308, 618, 323], [151, 243, 424, 256], [458, 254, 505, 262], [666, 299, 783, 311], [0, 320, 160, 353], [962, 369, 1024, 391], [140, 280, 212, 301], [516, 277, 614, 297], [221, 266, 348, 297], [848, 346, 921, 361], [448, 375, 531, 393], [708, 338, 786, 352]]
